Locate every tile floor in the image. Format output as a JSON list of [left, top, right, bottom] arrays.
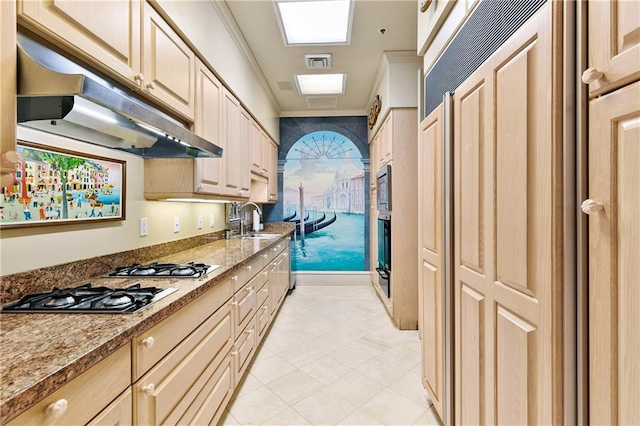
[[219, 285, 443, 426]]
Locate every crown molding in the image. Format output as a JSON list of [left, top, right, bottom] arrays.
[[210, 1, 281, 114]]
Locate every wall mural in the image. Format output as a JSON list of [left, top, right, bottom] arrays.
[[284, 131, 365, 271]]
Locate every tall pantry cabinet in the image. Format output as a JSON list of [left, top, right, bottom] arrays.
[[419, 3, 569, 424], [583, 2, 640, 424]]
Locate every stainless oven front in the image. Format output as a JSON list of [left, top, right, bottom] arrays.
[[376, 213, 391, 298]]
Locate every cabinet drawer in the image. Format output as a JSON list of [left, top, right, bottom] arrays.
[[87, 388, 132, 426], [233, 319, 256, 386], [233, 282, 256, 338], [183, 354, 234, 426], [256, 276, 269, 308], [133, 277, 232, 380], [134, 302, 233, 425], [6, 343, 131, 426], [256, 301, 270, 345]]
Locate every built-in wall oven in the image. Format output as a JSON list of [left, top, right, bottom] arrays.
[[376, 164, 392, 298], [376, 212, 391, 298]]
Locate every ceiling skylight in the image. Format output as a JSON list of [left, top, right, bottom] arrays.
[[294, 73, 346, 95], [274, 0, 354, 45]]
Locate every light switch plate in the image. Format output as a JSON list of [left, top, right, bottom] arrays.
[[173, 217, 180, 233], [209, 214, 215, 228], [139, 218, 148, 237], [197, 215, 203, 229]]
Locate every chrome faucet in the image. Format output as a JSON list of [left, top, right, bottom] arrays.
[[239, 202, 262, 236]]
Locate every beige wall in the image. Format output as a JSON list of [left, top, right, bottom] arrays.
[[0, 127, 227, 276], [368, 51, 422, 139]]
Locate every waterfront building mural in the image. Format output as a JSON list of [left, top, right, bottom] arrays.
[[283, 131, 365, 271]]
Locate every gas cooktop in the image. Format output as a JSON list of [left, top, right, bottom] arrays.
[[106, 262, 219, 278], [0, 283, 177, 314]]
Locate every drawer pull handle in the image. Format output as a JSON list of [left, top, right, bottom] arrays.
[[581, 199, 604, 215], [134, 73, 145, 82], [142, 384, 155, 395], [263, 254, 268, 259], [46, 399, 68, 418], [146, 82, 156, 90], [247, 266, 252, 271], [141, 336, 155, 349], [245, 329, 253, 335], [232, 301, 239, 306], [581, 67, 604, 84], [232, 276, 238, 281], [231, 351, 239, 356]]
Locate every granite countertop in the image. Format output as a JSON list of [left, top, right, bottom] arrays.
[[0, 223, 294, 424]]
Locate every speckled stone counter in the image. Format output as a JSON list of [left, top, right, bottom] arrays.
[[0, 223, 294, 424]]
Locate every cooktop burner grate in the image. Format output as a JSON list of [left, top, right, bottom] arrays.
[[108, 262, 218, 278], [0, 283, 177, 314]]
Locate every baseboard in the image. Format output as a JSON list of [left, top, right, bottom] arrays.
[[293, 271, 370, 286]]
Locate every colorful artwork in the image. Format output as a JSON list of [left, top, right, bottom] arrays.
[[0, 142, 126, 228], [284, 131, 365, 271]]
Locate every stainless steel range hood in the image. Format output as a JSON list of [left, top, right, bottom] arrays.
[[16, 34, 223, 159]]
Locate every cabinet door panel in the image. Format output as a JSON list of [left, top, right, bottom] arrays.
[[87, 388, 132, 426], [418, 105, 444, 419], [453, 6, 555, 425], [587, 1, 640, 97], [194, 59, 224, 194], [588, 81, 640, 426], [142, 2, 195, 120], [18, 0, 141, 86]]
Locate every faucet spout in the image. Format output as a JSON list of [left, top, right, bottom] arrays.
[[239, 202, 262, 235]]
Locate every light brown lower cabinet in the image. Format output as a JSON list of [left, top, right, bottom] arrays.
[[6, 343, 131, 426], [6, 243, 291, 426], [587, 81, 640, 425]]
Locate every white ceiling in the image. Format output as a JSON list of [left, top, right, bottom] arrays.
[[224, 0, 418, 116]]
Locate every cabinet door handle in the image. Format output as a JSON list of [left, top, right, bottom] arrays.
[[246, 286, 252, 292], [581, 67, 604, 84], [146, 82, 156, 90], [263, 254, 268, 259], [134, 73, 145, 82], [46, 399, 68, 418], [245, 329, 253, 335], [581, 199, 604, 215], [232, 275, 238, 281], [142, 384, 155, 395], [141, 336, 155, 349], [247, 265, 252, 271], [232, 301, 239, 306]]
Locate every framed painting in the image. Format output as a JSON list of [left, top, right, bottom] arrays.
[[0, 142, 126, 228]]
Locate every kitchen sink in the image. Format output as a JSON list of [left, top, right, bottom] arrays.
[[234, 233, 280, 239]]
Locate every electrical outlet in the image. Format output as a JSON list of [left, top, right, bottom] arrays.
[[209, 214, 215, 228], [197, 215, 203, 229], [139, 218, 148, 237], [173, 217, 180, 233]]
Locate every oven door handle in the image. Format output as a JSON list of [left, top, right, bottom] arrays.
[[375, 267, 390, 280]]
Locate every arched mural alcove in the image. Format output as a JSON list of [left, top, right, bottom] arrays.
[[263, 116, 370, 271]]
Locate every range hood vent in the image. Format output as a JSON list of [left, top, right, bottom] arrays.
[[16, 34, 223, 159]]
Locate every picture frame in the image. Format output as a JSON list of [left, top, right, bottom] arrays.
[[0, 141, 126, 229]]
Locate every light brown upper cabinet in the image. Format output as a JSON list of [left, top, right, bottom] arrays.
[[452, 5, 564, 424], [18, 0, 196, 122], [17, 0, 142, 89], [267, 140, 278, 202], [418, 105, 444, 420], [587, 80, 640, 426], [193, 58, 224, 195], [141, 2, 195, 121], [584, 1, 640, 97], [222, 89, 250, 198]]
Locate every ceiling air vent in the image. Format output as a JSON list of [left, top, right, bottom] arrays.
[[306, 96, 337, 109], [277, 80, 294, 90], [304, 53, 332, 70]]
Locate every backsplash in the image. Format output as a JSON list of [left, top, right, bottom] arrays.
[[0, 230, 226, 304]]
